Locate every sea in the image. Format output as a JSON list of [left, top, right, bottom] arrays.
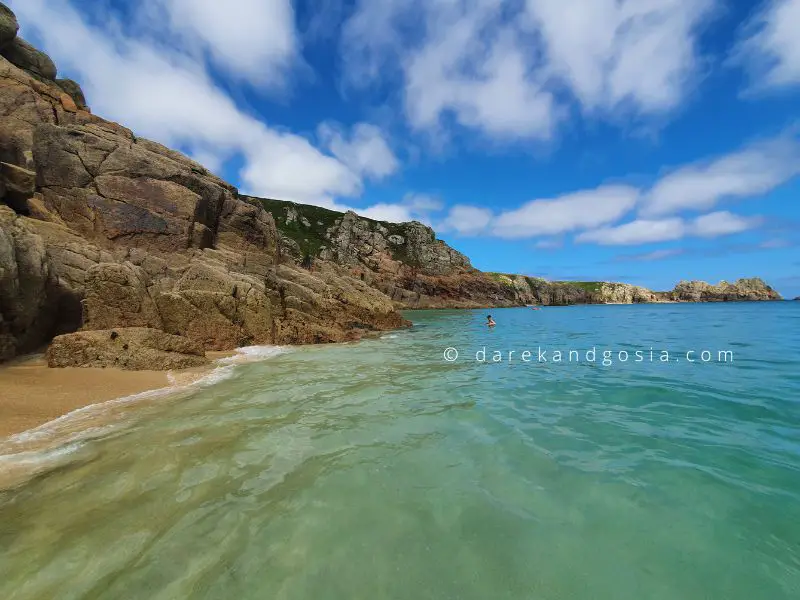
[[1, 302, 799, 600]]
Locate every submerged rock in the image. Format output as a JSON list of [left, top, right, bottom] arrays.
[[46, 327, 209, 370]]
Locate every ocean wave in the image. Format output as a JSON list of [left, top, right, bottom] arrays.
[[0, 345, 291, 475]]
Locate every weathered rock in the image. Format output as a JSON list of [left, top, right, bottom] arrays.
[[0, 161, 35, 213], [669, 278, 782, 302], [0, 3, 18, 50], [1, 37, 57, 80], [0, 206, 60, 361], [46, 327, 209, 370], [81, 262, 163, 331], [56, 78, 87, 109]]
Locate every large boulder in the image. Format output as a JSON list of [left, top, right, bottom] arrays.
[[1, 37, 57, 80], [0, 3, 18, 50], [46, 327, 209, 370]]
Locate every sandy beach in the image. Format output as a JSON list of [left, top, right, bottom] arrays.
[[0, 351, 241, 439], [0, 355, 174, 438]]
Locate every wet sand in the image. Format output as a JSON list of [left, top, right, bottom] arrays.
[[0, 355, 173, 438]]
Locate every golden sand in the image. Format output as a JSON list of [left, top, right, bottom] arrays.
[[0, 355, 174, 438]]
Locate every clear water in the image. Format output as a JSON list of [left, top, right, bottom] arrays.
[[1, 303, 800, 600]]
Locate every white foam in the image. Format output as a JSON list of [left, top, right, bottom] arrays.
[[219, 345, 290, 365], [0, 345, 291, 463]]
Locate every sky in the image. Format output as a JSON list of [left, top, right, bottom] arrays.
[[9, 0, 800, 296]]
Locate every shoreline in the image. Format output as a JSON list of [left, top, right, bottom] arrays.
[[0, 352, 235, 440]]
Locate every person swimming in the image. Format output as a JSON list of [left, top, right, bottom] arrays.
[[487, 315, 496, 327]]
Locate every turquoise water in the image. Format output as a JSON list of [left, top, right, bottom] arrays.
[[1, 303, 800, 599]]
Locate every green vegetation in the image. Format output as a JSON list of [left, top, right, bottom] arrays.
[[249, 197, 341, 257], [554, 281, 604, 293], [247, 196, 433, 266]]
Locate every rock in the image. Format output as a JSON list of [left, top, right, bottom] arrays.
[[0, 3, 18, 50], [46, 327, 209, 370], [0, 206, 60, 361], [669, 278, 782, 302], [0, 161, 35, 213], [1, 37, 57, 80], [56, 78, 87, 109], [59, 92, 77, 113], [81, 262, 163, 331]]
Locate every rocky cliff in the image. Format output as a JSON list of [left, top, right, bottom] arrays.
[[485, 273, 781, 305], [0, 4, 405, 367], [255, 197, 521, 309]]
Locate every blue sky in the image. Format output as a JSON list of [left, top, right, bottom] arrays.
[[10, 0, 800, 296]]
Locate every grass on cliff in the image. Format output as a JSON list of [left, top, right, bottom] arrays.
[[249, 196, 428, 266], [554, 281, 604, 293], [250, 197, 342, 257]]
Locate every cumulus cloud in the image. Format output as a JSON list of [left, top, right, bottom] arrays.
[[440, 205, 495, 236], [317, 122, 400, 180], [692, 211, 762, 237], [524, 0, 716, 115], [143, 0, 298, 88], [731, 0, 800, 91], [577, 212, 761, 245], [577, 218, 685, 245], [340, 0, 715, 140], [641, 133, 800, 217], [10, 0, 397, 208], [491, 186, 640, 239]]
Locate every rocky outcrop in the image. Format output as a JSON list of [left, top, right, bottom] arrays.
[[0, 206, 60, 361], [46, 328, 209, 370], [667, 278, 781, 302], [0, 3, 17, 50], [1, 37, 56, 80], [0, 5, 407, 367], [55, 78, 87, 110]]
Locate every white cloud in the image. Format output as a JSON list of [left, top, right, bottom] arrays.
[[491, 186, 640, 239], [345, 192, 445, 224], [357, 203, 416, 223], [143, 0, 298, 89], [9, 0, 393, 208], [403, 6, 557, 140], [534, 239, 563, 250], [692, 211, 762, 237], [403, 193, 444, 213], [577, 212, 761, 245], [440, 205, 495, 236], [577, 217, 685, 245], [523, 0, 716, 115], [641, 133, 800, 216], [317, 122, 399, 180], [732, 0, 800, 91], [340, 0, 715, 140]]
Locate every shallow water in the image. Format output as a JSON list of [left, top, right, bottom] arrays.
[[1, 303, 800, 599]]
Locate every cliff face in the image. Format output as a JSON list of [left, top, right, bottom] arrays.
[[487, 274, 781, 305], [0, 5, 405, 367], [257, 198, 520, 309], [666, 278, 782, 302]]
